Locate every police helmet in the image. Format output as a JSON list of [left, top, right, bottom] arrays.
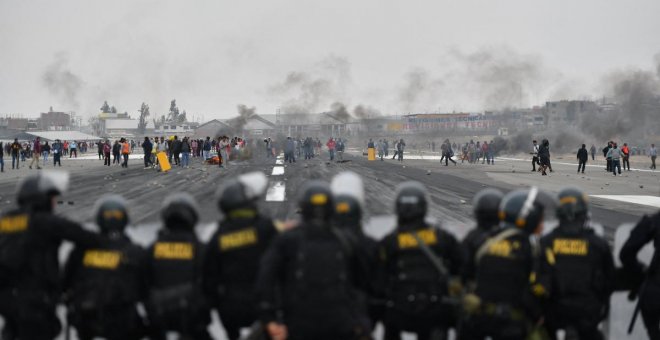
[[217, 172, 268, 214], [331, 172, 364, 227], [298, 180, 334, 221], [556, 187, 589, 222], [395, 181, 428, 223], [16, 171, 69, 212], [499, 187, 545, 234], [334, 194, 362, 226], [162, 192, 199, 229], [93, 195, 129, 233], [473, 188, 504, 227]]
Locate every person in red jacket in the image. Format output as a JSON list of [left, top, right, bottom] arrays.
[[326, 138, 336, 161], [621, 143, 631, 171]]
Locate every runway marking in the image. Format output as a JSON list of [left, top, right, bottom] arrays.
[[271, 166, 284, 175], [265, 181, 286, 201], [497, 157, 656, 173], [591, 195, 660, 208]]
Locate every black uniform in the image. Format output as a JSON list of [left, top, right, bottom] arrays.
[[462, 225, 496, 285], [256, 223, 371, 340], [333, 194, 381, 328], [539, 226, 614, 340], [620, 211, 660, 340], [0, 209, 101, 340], [462, 189, 503, 285], [460, 228, 542, 340], [63, 234, 147, 340], [146, 228, 211, 339], [379, 223, 462, 340], [203, 213, 277, 339]]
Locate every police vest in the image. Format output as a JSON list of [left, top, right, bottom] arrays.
[[385, 228, 450, 311], [0, 211, 30, 285]]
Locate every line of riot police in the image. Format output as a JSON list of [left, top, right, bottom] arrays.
[[0, 171, 658, 340]]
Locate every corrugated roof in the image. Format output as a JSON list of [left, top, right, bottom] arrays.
[[26, 131, 101, 141]]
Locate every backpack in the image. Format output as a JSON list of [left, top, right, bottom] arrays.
[[291, 228, 355, 303], [387, 228, 451, 317]]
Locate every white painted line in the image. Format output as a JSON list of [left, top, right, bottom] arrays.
[[591, 195, 660, 208], [275, 159, 284, 165], [498, 157, 657, 173], [271, 166, 284, 175], [266, 181, 286, 201]]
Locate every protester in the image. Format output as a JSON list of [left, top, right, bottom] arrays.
[[622, 143, 631, 171], [650, 143, 657, 170], [607, 142, 623, 176], [52, 139, 62, 167], [121, 138, 130, 168], [577, 143, 588, 174], [42, 141, 50, 167], [28, 138, 42, 170]]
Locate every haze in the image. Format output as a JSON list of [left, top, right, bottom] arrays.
[[1, 0, 659, 119]]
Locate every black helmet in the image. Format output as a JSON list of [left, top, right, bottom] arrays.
[[556, 187, 589, 222], [218, 180, 251, 213], [499, 187, 545, 234], [334, 194, 362, 227], [299, 180, 334, 222], [16, 172, 69, 212], [395, 181, 428, 223], [94, 195, 129, 234], [217, 172, 267, 216], [473, 188, 504, 228], [162, 193, 199, 230]]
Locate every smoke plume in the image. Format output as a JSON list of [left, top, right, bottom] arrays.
[[329, 102, 351, 122], [353, 104, 381, 118], [399, 68, 444, 112], [231, 104, 257, 131], [578, 68, 660, 142], [269, 55, 352, 115], [397, 46, 555, 113], [42, 53, 83, 108]]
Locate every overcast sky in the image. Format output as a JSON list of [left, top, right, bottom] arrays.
[[1, 0, 659, 120]]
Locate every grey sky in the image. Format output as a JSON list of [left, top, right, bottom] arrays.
[[1, 0, 659, 120]]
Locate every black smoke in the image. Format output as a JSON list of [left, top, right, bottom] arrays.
[[42, 53, 83, 108]]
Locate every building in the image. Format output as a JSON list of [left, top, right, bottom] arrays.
[[545, 100, 599, 127], [259, 112, 353, 138], [193, 119, 232, 139], [104, 119, 156, 138], [0, 115, 29, 130], [154, 121, 200, 138], [384, 113, 499, 135], [38, 111, 72, 130]]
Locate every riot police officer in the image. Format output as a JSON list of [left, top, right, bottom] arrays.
[[256, 180, 371, 340], [146, 193, 211, 340], [459, 188, 546, 340], [203, 172, 277, 340], [0, 172, 101, 340], [620, 210, 660, 340], [379, 181, 463, 340], [62, 194, 146, 340], [331, 171, 381, 328], [539, 187, 614, 340], [462, 188, 503, 285]]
